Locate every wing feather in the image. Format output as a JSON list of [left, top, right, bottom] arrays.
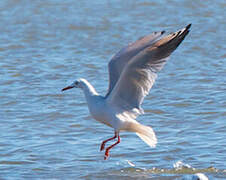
[[107, 24, 191, 118], [106, 31, 165, 97]]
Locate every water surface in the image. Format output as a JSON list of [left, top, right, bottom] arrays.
[[0, 0, 226, 179]]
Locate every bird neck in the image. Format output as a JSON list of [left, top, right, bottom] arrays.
[[81, 79, 99, 99]]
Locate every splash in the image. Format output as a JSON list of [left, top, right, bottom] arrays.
[[126, 160, 135, 167], [173, 161, 194, 170], [102, 160, 225, 180]]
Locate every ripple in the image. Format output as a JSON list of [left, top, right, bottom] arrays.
[[0, 161, 34, 165], [0, 0, 225, 179]]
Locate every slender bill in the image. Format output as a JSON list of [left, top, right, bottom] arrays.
[[62, 86, 74, 91]]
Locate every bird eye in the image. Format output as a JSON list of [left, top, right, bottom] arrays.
[[75, 81, 79, 85]]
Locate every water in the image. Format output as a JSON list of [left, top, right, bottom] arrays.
[[0, 0, 225, 179]]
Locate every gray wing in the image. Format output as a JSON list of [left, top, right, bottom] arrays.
[[106, 31, 165, 97], [107, 24, 191, 118]]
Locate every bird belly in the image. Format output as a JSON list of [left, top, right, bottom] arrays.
[[91, 110, 113, 128], [88, 103, 114, 128]]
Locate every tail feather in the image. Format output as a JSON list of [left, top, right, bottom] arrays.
[[136, 131, 157, 148], [126, 122, 157, 148]]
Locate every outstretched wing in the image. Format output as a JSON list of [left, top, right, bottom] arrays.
[[106, 31, 165, 97], [107, 24, 191, 119]]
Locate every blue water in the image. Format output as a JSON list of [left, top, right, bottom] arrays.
[[0, 0, 225, 179]]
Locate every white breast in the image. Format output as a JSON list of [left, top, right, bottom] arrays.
[[87, 96, 114, 128]]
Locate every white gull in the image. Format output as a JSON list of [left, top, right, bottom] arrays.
[[62, 24, 191, 160], [191, 173, 209, 180]]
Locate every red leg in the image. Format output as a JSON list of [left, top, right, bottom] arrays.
[[100, 132, 117, 151], [104, 133, 120, 160]]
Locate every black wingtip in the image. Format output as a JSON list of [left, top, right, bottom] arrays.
[[186, 24, 192, 29], [161, 30, 165, 35]]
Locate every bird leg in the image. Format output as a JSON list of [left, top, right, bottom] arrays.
[[104, 133, 120, 160], [100, 132, 117, 151]]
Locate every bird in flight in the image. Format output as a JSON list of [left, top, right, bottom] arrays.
[[62, 24, 191, 160]]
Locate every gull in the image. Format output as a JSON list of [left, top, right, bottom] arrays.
[[191, 173, 209, 180], [62, 24, 191, 160]]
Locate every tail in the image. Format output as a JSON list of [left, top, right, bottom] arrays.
[[126, 122, 157, 148]]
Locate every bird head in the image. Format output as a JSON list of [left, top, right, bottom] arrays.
[[61, 79, 83, 91]]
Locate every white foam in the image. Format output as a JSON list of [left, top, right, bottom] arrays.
[[173, 160, 192, 169]]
